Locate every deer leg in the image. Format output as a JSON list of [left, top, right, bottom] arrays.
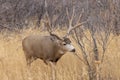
[[28, 57, 36, 65], [25, 53, 33, 66], [26, 56, 32, 66], [49, 62, 56, 80]]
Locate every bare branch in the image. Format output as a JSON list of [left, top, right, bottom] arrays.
[[76, 8, 84, 24], [66, 7, 70, 24], [66, 20, 88, 37], [65, 7, 88, 37]]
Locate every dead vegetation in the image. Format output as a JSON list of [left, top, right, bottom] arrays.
[[0, 28, 120, 80]]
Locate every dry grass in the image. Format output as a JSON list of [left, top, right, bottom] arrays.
[[0, 28, 120, 80]]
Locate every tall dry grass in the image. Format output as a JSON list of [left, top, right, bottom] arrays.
[[0, 28, 120, 80]]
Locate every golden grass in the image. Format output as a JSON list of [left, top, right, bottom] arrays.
[[0, 28, 120, 80]]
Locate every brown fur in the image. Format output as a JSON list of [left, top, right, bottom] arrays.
[[22, 34, 74, 65]]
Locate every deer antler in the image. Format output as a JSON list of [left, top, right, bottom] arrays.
[[43, 16, 63, 41], [43, 1, 63, 41], [65, 7, 88, 37]]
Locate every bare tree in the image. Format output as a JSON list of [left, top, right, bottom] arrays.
[[66, 6, 112, 80]]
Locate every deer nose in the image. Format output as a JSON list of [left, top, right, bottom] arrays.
[[71, 49, 76, 52]]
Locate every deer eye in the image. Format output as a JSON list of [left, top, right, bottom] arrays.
[[63, 42, 67, 45]]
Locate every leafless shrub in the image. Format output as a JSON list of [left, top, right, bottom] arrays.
[[0, 0, 45, 29]]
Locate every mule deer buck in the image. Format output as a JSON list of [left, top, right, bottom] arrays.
[[22, 32, 76, 65]]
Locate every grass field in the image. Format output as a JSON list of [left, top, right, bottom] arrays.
[[0, 28, 120, 80]]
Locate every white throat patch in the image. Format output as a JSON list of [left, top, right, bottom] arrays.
[[65, 44, 75, 51]]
